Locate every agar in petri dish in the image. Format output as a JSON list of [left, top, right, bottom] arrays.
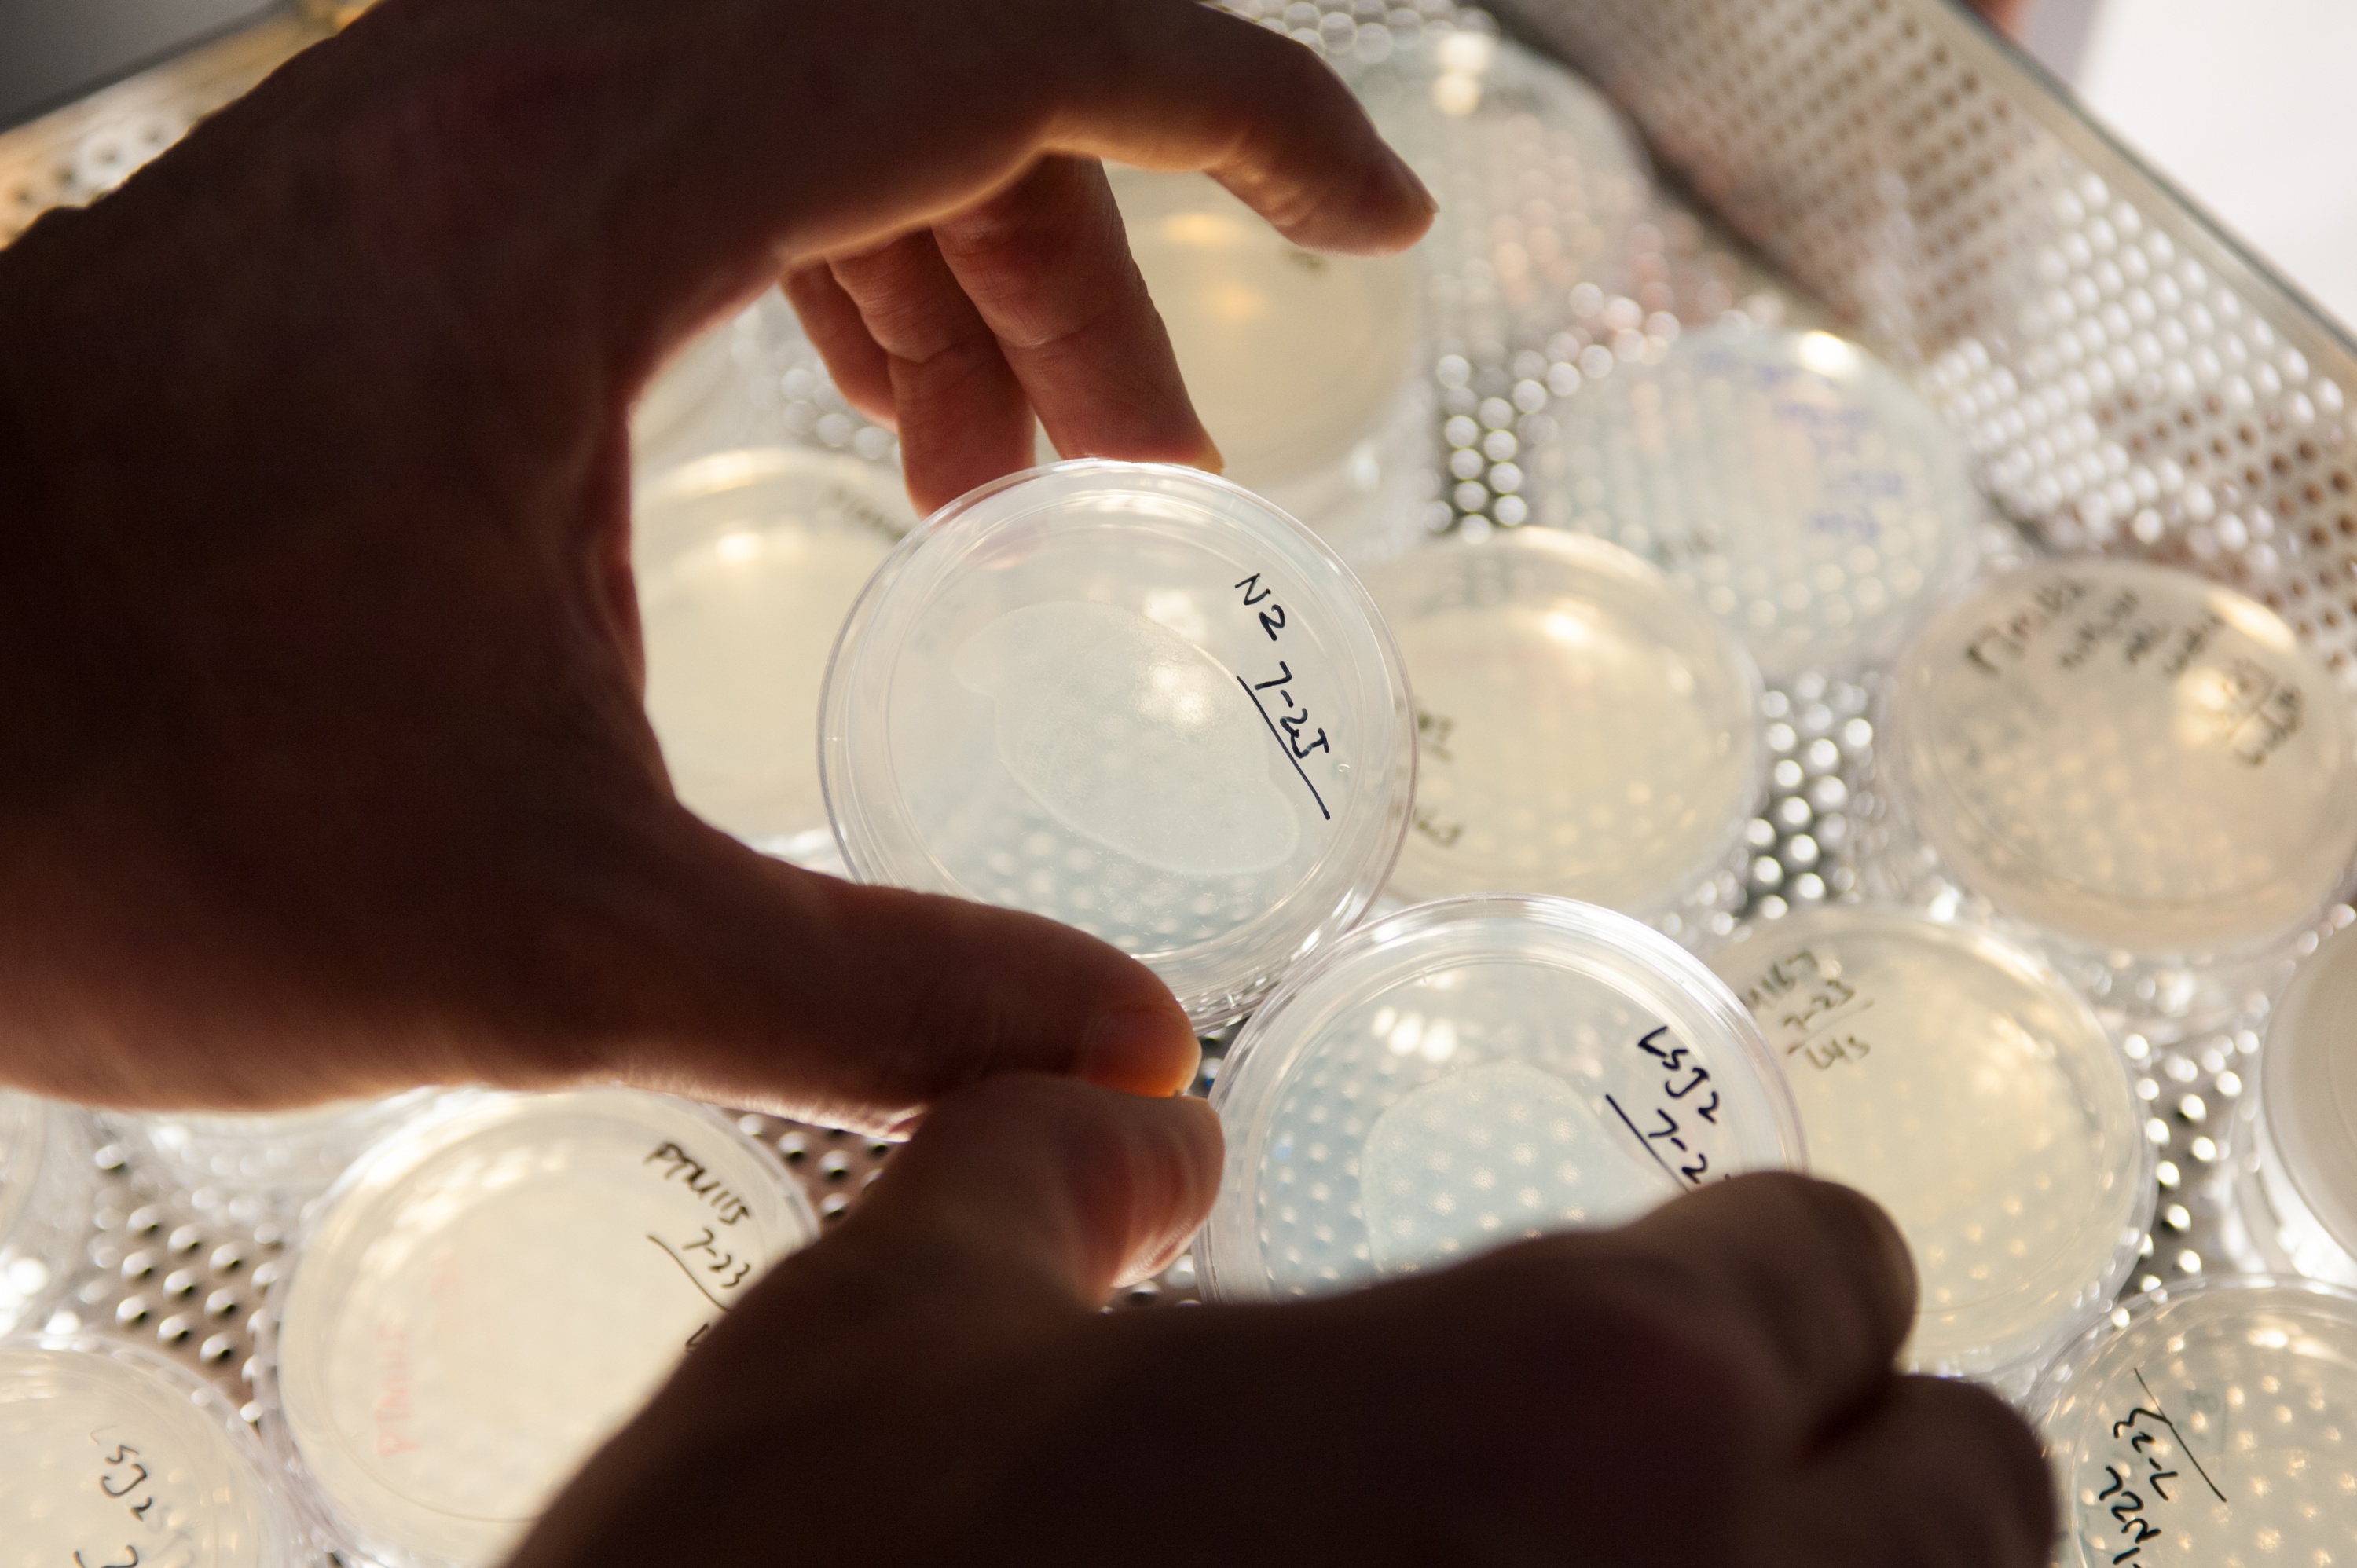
[[635, 448, 913, 861], [820, 460, 1417, 1028], [1109, 168, 1420, 525], [1194, 896, 1802, 1301], [1, 1335, 295, 1568], [273, 1089, 818, 1568], [1545, 325, 1982, 680], [1710, 907, 2147, 1381], [2248, 928, 2357, 1285], [2033, 1278, 2357, 1568], [1887, 559, 2357, 957], [1363, 529, 1761, 913], [0, 1090, 91, 1336]]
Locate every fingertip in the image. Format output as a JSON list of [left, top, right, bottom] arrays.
[[1081, 1006, 1202, 1098]]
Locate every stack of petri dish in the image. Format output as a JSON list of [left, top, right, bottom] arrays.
[[1545, 325, 1985, 682], [1882, 559, 2357, 984], [0, 1089, 92, 1339], [821, 460, 1418, 1028], [266, 1089, 818, 1568], [1, 1335, 297, 1568], [1708, 907, 2148, 1387], [2033, 1278, 2357, 1568], [1361, 528, 1761, 916], [1195, 896, 1802, 1299], [1108, 168, 1425, 562], [635, 447, 916, 867]]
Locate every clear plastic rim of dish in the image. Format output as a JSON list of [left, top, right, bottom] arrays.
[[1194, 893, 1806, 1302], [0, 1093, 95, 1338], [819, 458, 1419, 1028], [2025, 1272, 2357, 1450], [2, 1329, 302, 1567], [1874, 559, 2357, 1006], [1366, 526, 1768, 916], [1706, 903, 2157, 1391], [2241, 927, 2357, 1286], [251, 1088, 816, 1568]]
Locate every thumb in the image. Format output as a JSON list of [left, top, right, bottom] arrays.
[[840, 1072, 1222, 1302], [547, 811, 1203, 1133], [504, 1075, 1219, 1568]]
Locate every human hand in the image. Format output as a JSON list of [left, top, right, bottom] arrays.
[[513, 1074, 2053, 1568], [0, 0, 1431, 1123]]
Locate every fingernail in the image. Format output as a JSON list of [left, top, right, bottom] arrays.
[[1081, 1009, 1202, 1097], [1198, 434, 1227, 477], [1384, 144, 1440, 217]]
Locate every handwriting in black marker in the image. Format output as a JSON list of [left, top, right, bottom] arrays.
[[1636, 1028, 1690, 1072], [1604, 1094, 1684, 1188], [1235, 573, 1273, 606], [1665, 1068, 1710, 1100], [1237, 677, 1332, 821], [102, 1445, 138, 1465], [2120, 1370, 2228, 1502], [131, 1497, 154, 1521], [99, 1464, 148, 1498], [1252, 662, 1292, 691], [647, 1234, 736, 1314], [75, 1550, 138, 1568]]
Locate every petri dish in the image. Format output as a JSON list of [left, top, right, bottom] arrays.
[[1354, 31, 1648, 313], [1886, 559, 2357, 957], [1109, 167, 1421, 538], [1545, 325, 1983, 681], [0, 1090, 93, 1337], [1196, 895, 1802, 1301], [1362, 529, 1761, 914], [0, 1335, 296, 1568], [2032, 1277, 2357, 1568], [821, 460, 1417, 1027], [272, 1089, 818, 1568], [1709, 907, 2148, 1382], [115, 1090, 443, 1205], [635, 447, 914, 861], [2245, 928, 2357, 1286]]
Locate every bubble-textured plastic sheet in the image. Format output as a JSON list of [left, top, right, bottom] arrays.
[[4, 0, 2354, 1524]]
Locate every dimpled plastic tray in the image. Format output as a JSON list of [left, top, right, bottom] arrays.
[[9, 0, 2357, 1553]]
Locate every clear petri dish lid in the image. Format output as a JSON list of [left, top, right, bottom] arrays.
[[1888, 559, 2357, 957], [1546, 325, 1983, 680], [1363, 529, 1761, 914], [634, 447, 915, 858], [271, 1088, 818, 1568], [2031, 1277, 2357, 1568], [1197, 895, 1802, 1302], [0, 1091, 92, 1337], [1709, 907, 2150, 1384], [2259, 928, 2357, 1265], [821, 460, 1417, 1028], [1108, 168, 1420, 498], [1, 1333, 297, 1568], [1352, 31, 1649, 295]]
